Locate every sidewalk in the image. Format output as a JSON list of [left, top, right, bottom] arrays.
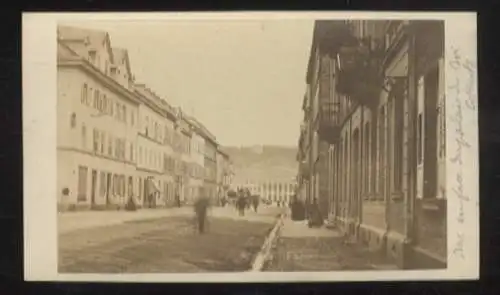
[[264, 217, 398, 271], [58, 205, 283, 234], [58, 207, 191, 234]]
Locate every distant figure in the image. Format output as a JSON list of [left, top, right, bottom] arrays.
[[252, 195, 260, 213], [307, 198, 324, 228], [175, 194, 181, 208], [194, 195, 210, 234], [236, 194, 246, 216]]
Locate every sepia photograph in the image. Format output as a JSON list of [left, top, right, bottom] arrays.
[[23, 12, 479, 282]]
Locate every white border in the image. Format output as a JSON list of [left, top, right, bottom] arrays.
[[23, 11, 479, 282]]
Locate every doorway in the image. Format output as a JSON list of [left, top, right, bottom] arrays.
[[106, 173, 111, 205], [91, 170, 97, 206]]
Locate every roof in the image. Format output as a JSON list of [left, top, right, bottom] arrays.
[[185, 116, 217, 144], [217, 147, 230, 159], [134, 83, 177, 120], [58, 25, 115, 64], [112, 47, 132, 79]]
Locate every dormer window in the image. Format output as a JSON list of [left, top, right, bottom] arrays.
[[110, 66, 117, 75], [88, 50, 96, 63]]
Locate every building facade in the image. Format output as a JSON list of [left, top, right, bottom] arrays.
[[298, 20, 446, 269], [203, 136, 218, 202], [57, 27, 142, 211], [216, 148, 231, 203], [134, 84, 178, 208], [233, 180, 296, 205], [57, 25, 230, 211], [186, 116, 206, 204]]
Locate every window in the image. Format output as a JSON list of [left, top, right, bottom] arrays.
[[93, 89, 99, 109], [70, 113, 76, 128], [81, 84, 88, 105], [145, 116, 149, 136], [130, 144, 134, 162], [108, 136, 113, 156], [100, 132, 105, 154], [131, 111, 135, 126], [123, 105, 127, 123], [110, 100, 114, 116], [81, 124, 87, 149], [116, 102, 120, 120], [115, 138, 120, 159], [93, 129, 99, 152], [139, 146, 143, 164], [128, 176, 133, 197], [77, 166, 88, 202], [89, 51, 96, 63], [103, 94, 108, 114]]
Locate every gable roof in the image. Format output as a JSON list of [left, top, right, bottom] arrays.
[[112, 47, 132, 79], [57, 25, 115, 64], [57, 40, 80, 60]]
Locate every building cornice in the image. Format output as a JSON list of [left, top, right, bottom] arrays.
[[134, 88, 177, 122]]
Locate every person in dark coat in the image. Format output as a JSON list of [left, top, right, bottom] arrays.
[[236, 193, 246, 216], [251, 195, 260, 213], [175, 193, 181, 208], [307, 198, 324, 227], [194, 195, 210, 234]]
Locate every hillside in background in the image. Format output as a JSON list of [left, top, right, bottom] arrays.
[[223, 145, 298, 185]]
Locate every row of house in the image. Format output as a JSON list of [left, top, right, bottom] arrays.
[[57, 25, 233, 211], [296, 20, 446, 269]]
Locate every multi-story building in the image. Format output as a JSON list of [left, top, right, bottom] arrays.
[[201, 129, 218, 202], [172, 109, 193, 204], [134, 84, 177, 208], [57, 26, 141, 211], [57, 25, 230, 212], [184, 117, 218, 201], [298, 20, 446, 269], [185, 116, 206, 204], [216, 148, 231, 203]]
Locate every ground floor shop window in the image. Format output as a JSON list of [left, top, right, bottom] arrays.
[[77, 166, 88, 202]]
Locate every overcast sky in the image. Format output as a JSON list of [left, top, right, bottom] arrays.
[[64, 19, 313, 147]]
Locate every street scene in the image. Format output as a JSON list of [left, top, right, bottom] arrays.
[[56, 18, 447, 273]]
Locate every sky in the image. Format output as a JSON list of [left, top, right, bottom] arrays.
[[64, 19, 314, 147]]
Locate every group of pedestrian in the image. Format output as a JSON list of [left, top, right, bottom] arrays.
[[234, 188, 260, 216]]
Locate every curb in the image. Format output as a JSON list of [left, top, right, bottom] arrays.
[[249, 213, 285, 272]]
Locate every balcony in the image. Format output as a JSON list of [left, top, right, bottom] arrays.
[[316, 20, 358, 58], [317, 101, 341, 145], [335, 38, 385, 109]]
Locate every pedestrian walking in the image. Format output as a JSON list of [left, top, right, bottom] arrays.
[[175, 193, 181, 208], [237, 194, 246, 216], [194, 195, 210, 234], [251, 195, 260, 213]]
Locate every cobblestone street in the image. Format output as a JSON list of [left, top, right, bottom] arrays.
[[58, 206, 282, 273]]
